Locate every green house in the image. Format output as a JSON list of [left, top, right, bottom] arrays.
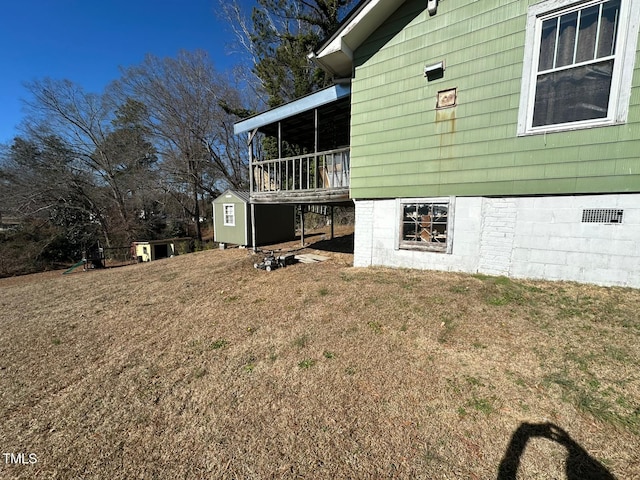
[[212, 190, 295, 247], [237, 0, 640, 288]]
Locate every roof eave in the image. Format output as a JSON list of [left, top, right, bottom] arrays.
[[310, 0, 408, 77]]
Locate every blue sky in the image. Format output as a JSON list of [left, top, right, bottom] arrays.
[[0, 0, 254, 144]]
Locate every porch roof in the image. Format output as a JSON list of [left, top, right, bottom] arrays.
[[233, 83, 351, 139]]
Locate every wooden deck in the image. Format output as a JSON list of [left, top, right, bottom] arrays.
[[250, 147, 350, 204]]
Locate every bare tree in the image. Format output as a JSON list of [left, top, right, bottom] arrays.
[[19, 79, 157, 245], [113, 50, 249, 241], [0, 135, 106, 267]]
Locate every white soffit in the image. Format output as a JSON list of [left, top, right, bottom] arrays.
[[309, 0, 408, 77]]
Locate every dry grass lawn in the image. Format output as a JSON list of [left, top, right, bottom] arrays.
[[1, 234, 639, 479]]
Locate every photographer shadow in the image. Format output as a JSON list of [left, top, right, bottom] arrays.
[[497, 422, 615, 480]]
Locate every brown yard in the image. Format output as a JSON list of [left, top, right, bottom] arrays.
[[1, 233, 639, 479]]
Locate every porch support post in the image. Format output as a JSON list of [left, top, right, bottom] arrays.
[[314, 108, 318, 153], [248, 129, 258, 252], [300, 205, 305, 247], [314, 108, 318, 189], [277, 122, 282, 192], [248, 129, 257, 194], [330, 205, 334, 240], [251, 203, 257, 252], [278, 121, 282, 159]]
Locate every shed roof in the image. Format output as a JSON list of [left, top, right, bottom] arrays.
[[214, 189, 251, 204], [133, 237, 191, 245]]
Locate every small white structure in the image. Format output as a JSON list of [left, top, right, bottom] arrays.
[[132, 238, 190, 262]]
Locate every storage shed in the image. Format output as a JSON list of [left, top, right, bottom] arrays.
[[213, 190, 295, 247], [132, 238, 191, 262]]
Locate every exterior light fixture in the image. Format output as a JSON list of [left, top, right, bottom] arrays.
[[427, 0, 438, 16], [424, 60, 445, 81]]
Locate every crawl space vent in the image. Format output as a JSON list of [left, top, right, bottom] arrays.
[[581, 209, 624, 224]]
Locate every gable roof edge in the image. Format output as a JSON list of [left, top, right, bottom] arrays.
[[308, 0, 409, 77]]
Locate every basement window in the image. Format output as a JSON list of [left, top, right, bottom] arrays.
[[223, 204, 235, 226], [581, 208, 623, 223], [398, 198, 453, 253]]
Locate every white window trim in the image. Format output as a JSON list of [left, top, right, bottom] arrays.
[[517, 0, 640, 136], [223, 204, 235, 227], [395, 197, 455, 254]]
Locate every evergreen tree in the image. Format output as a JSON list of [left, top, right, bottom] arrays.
[[249, 0, 356, 107]]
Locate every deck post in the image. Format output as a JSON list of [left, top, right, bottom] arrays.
[[278, 121, 282, 159], [330, 205, 334, 239], [251, 202, 257, 252], [248, 129, 258, 252], [300, 205, 305, 246], [314, 108, 318, 189], [248, 131, 255, 194]]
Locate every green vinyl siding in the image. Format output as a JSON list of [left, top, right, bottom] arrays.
[[213, 193, 248, 246], [213, 191, 296, 246], [349, 0, 640, 199]]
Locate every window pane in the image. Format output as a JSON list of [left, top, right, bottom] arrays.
[[403, 204, 418, 221], [402, 204, 419, 241], [401, 203, 448, 246], [224, 205, 235, 225], [402, 224, 417, 241], [597, 0, 621, 58], [533, 60, 613, 126], [575, 5, 599, 63], [556, 11, 578, 67], [538, 18, 557, 71], [431, 205, 448, 242]]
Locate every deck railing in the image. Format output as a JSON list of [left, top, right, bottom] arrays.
[[252, 147, 350, 194]]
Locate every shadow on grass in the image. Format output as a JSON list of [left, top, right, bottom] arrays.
[[497, 422, 615, 480], [308, 233, 354, 254]]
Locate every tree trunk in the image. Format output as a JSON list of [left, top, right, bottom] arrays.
[[193, 179, 202, 243]]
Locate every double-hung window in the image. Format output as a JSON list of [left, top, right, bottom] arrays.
[[223, 204, 235, 226], [518, 0, 640, 135]]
